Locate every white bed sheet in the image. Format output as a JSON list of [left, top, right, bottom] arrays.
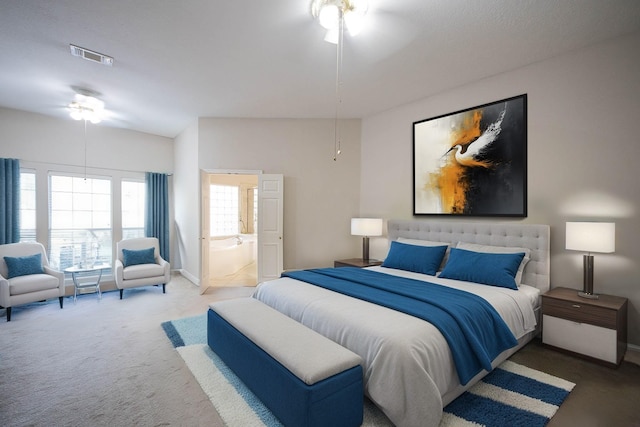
[[253, 267, 539, 427]]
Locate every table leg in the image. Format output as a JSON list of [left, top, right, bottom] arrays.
[[96, 269, 103, 301], [72, 272, 79, 303]]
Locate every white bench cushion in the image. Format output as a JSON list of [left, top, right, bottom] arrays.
[[210, 298, 362, 385]]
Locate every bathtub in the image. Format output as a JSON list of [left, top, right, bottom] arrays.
[[209, 234, 257, 278]]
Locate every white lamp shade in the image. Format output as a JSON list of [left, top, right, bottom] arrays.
[[566, 222, 615, 253], [351, 218, 383, 237]]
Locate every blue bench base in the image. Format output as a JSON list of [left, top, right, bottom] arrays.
[[207, 308, 363, 427]]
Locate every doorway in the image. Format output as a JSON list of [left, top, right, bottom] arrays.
[[200, 171, 283, 295], [205, 173, 258, 287]]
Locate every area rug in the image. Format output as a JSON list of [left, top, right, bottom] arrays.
[[162, 313, 575, 427]]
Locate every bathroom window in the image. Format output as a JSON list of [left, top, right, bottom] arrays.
[[210, 184, 239, 237]]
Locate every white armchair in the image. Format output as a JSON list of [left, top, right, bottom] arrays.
[[0, 242, 65, 321], [115, 237, 170, 299]]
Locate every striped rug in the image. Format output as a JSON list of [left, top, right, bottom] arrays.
[[162, 313, 574, 427]]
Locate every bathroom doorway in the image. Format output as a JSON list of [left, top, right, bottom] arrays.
[[205, 172, 258, 288]]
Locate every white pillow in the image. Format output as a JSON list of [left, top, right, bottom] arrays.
[[396, 238, 450, 271], [455, 242, 530, 286]]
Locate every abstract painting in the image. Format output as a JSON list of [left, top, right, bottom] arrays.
[[413, 94, 527, 216]]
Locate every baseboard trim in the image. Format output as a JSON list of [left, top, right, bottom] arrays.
[[178, 269, 199, 286], [624, 344, 640, 366]]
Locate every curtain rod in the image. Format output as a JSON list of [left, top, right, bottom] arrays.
[[20, 159, 173, 176]]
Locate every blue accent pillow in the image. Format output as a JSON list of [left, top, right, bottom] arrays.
[[382, 241, 448, 276], [122, 247, 156, 267], [4, 253, 44, 278], [439, 248, 525, 290]]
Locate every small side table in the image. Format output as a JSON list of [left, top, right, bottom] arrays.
[[542, 287, 628, 366], [64, 263, 110, 302], [334, 258, 383, 268]]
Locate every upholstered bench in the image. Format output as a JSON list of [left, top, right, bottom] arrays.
[[207, 298, 363, 427]]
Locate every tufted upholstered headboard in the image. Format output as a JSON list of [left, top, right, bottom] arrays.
[[387, 220, 550, 293]]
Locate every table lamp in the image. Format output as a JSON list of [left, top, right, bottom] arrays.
[[565, 221, 615, 299], [351, 218, 383, 261]]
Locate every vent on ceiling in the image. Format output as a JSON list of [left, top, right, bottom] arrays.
[[69, 44, 113, 66]]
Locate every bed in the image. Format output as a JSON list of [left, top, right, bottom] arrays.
[[253, 220, 550, 427]]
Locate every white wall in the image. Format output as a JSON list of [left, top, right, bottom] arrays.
[[0, 108, 173, 172], [360, 32, 640, 346], [197, 118, 362, 271], [173, 120, 199, 281]]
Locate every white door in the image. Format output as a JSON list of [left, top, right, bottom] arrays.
[[257, 174, 284, 283], [200, 171, 211, 295]]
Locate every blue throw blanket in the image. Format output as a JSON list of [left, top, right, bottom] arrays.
[[282, 267, 518, 385]]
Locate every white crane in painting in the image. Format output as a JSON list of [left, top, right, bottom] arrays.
[[445, 105, 508, 168]]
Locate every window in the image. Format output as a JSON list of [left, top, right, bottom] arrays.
[[210, 184, 239, 236], [122, 180, 145, 239], [19, 170, 36, 242], [49, 174, 112, 270]]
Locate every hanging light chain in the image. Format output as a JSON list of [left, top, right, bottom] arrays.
[[333, 9, 345, 161], [84, 119, 88, 181], [312, 0, 369, 161]]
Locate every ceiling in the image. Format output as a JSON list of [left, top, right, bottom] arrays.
[[1, 0, 639, 139]]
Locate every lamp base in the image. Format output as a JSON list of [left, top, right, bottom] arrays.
[[580, 254, 598, 299], [578, 291, 599, 300], [362, 236, 370, 262]]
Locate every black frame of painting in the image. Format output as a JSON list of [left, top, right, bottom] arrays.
[[413, 94, 527, 217]]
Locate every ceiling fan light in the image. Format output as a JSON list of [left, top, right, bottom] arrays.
[[348, 0, 369, 14], [312, 0, 369, 42], [318, 4, 340, 30], [68, 94, 105, 123], [344, 11, 365, 36], [78, 94, 104, 110], [324, 28, 339, 44], [69, 107, 83, 121]]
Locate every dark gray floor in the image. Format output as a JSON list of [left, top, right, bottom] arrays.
[[510, 339, 640, 427]]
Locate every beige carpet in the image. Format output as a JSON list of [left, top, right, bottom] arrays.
[[0, 273, 254, 427]]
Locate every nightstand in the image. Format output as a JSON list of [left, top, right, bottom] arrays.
[[542, 287, 628, 366], [334, 258, 382, 268]]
